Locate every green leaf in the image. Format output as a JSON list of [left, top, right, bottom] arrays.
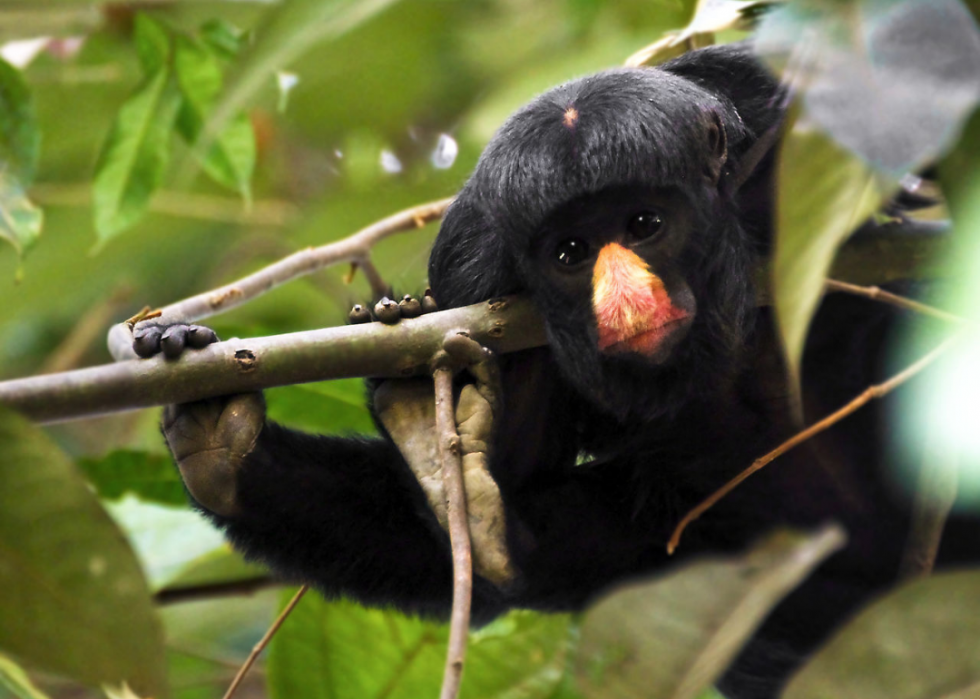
[[161, 545, 267, 590], [784, 570, 980, 699], [265, 378, 375, 435], [0, 406, 169, 698], [0, 170, 42, 259], [898, 111, 980, 486], [0, 57, 39, 185], [0, 653, 51, 699], [92, 67, 182, 246], [268, 593, 574, 699], [133, 13, 171, 76], [772, 122, 882, 399], [757, 0, 980, 174], [186, 0, 399, 182], [200, 18, 245, 60], [77, 450, 186, 507], [173, 35, 254, 200], [575, 526, 846, 699]]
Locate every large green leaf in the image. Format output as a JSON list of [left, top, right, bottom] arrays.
[[0, 653, 51, 699], [265, 378, 375, 435], [897, 109, 980, 495], [268, 593, 574, 699], [92, 67, 182, 246], [78, 450, 186, 507], [133, 13, 171, 76], [575, 526, 845, 699], [757, 0, 980, 174], [0, 57, 39, 185], [772, 123, 881, 397], [784, 571, 980, 699], [0, 406, 168, 698], [174, 34, 254, 200], [186, 0, 400, 181]]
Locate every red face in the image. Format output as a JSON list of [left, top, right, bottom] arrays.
[[592, 242, 691, 356]]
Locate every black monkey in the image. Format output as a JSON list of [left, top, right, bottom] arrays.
[[135, 44, 977, 697]]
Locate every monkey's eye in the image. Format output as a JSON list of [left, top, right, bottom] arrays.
[[555, 238, 591, 267], [627, 211, 663, 241]]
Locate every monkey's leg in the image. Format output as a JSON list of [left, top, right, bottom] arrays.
[[136, 322, 505, 619]]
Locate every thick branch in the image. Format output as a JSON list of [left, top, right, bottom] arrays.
[[107, 197, 453, 361], [0, 298, 546, 424]]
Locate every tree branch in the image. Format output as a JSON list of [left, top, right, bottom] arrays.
[[0, 298, 547, 424], [222, 585, 308, 699], [107, 197, 453, 361], [154, 576, 280, 606], [432, 359, 472, 699], [825, 279, 965, 324], [667, 333, 963, 554]]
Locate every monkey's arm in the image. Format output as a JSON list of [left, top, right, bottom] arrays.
[[139, 323, 506, 620]]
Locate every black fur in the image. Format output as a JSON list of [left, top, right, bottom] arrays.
[[171, 44, 976, 698]]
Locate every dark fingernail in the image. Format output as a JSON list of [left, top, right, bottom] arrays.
[[133, 326, 163, 358], [187, 325, 218, 348], [161, 326, 188, 359]]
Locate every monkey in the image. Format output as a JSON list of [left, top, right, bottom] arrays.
[[133, 43, 977, 697]]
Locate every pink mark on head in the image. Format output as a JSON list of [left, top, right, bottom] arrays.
[[563, 107, 579, 129]]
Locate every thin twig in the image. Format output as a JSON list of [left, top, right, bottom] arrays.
[[432, 361, 472, 699], [901, 438, 960, 578], [668, 333, 962, 554], [107, 197, 453, 360], [358, 255, 390, 299], [39, 286, 131, 374], [825, 279, 965, 324], [222, 585, 308, 699], [32, 183, 301, 227]]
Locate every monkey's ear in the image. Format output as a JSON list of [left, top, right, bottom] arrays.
[[703, 110, 728, 185]]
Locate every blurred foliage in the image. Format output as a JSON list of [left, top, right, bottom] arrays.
[[0, 0, 979, 698]]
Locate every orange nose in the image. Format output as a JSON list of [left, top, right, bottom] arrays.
[[592, 243, 683, 351]]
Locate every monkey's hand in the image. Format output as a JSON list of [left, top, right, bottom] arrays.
[[133, 323, 265, 517]]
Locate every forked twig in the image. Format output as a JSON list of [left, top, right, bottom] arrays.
[[222, 584, 308, 699], [107, 197, 454, 360], [432, 359, 473, 699], [668, 334, 962, 554]]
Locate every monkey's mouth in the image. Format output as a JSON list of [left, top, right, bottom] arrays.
[[600, 314, 693, 358]]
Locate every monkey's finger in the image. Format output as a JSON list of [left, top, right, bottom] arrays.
[[133, 325, 164, 358], [161, 325, 189, 359], [443, 332, 501, 413], [186, 325, 219, 349]]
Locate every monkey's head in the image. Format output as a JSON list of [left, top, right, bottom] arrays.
[[430, 47, 777, 422]]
